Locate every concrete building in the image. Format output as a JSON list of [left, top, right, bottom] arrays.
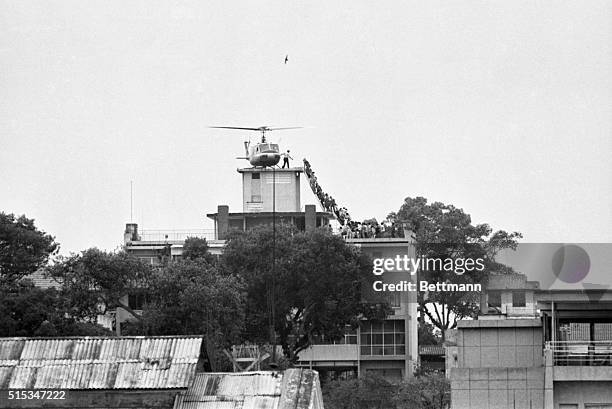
[[206, 167, 333, 239], [297, 237, 419, 380], [449, 273, 612, 409], [480, 272, 540, 317], [123, 164, 419, 381]]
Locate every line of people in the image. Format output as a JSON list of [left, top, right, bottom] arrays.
[[304, 159, 347, 224], [303, 158, 403, 239], [340, 219, 403, 239]]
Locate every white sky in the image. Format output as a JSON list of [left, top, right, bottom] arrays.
[[1, 1, 611, 255]]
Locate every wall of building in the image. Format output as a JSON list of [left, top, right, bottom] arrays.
[[450, 319, 545, 409], [241, 169, 301, 212], [454, 321, 543, 368], [352, 239, 419, 379], [553, 381, 612, 409], [0, 390, 180, 409], [451, 367, 545, 409], [295, 239, 419, 380]]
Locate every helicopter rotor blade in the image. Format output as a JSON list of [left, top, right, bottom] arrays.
[[266, 127, 303, 131], [209, 126, 263, 131]]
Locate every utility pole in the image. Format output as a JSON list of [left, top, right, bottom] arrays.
[[271, 166, 277, 365]]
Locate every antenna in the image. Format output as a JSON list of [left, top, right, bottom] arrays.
[[130, 181, 134, 222]]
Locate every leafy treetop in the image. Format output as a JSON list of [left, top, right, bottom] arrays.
[[0, 212, 59, 284]]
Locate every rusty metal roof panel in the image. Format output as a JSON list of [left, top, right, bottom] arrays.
[[20, 339, 74, 360], [176, 337, 203, 360], [174, 371, 321, 409], [242, 396, 280, 409], [61, 364, 94, 389], [0, 339, 25, 361], [0, 367, 15, 389], [174, 396, 242, 409], [0, 336, 202, 390], [217, 373, 282, 397], [114, 362, 141, 389], [71, 338, 99, 360], [88, 363, 119, 389], [8, 366, 36, 389], [185, 372, 282, 401], [33, 364, 66, 389], [140, 337, 171, 360]]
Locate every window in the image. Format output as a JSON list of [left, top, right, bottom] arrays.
[[312, 326, 357, 345], [360, 320, 405, 356], [366, 368, 402, 380], [387, 292, 401, 308], [138, 256, 160, 266], [512, 291, 526, 307], [251, 173, 261, 202], [128, 292, 149, 310], [488, 291, 501, 309]]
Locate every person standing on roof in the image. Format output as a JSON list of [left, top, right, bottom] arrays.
[[281, 150, 293, 168]]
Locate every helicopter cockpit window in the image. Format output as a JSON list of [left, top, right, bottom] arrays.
[[270, 144, 279, 152], [260, 144, 270, 152]]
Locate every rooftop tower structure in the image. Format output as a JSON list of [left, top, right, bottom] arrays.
[[207, 166, 333, 239], [240, 167, 301, 213]]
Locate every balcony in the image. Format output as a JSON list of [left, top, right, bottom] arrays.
[[297, 344, 359, 366], [547, 341, 612, 366], [546, 341, 612, 381]]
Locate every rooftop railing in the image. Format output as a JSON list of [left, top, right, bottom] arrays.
[[547, 341, 612, 366], [137, 229, 217, 242]]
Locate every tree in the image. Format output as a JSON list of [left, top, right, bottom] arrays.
[[221, 225, 388, 362], [0, 212, 59, 285], [323, 374, 395, 409], [132, 259, 244, 338], [183, 236, 214, 263], [0, 280, 111, 337], [47, 248, 152, 322], [394, 197, 521, 337], [121, 243, 244, 371], [0, 281, 62, 336], [395, 373, 450, 409], [0, 213, 109, 337], [322, 373, 450, 409], [418, 321, 441, 346]]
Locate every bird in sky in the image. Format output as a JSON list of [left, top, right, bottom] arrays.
[[284, 55, 288, 64]]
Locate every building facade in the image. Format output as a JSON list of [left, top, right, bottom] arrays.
[[449, 275, 612, 409], [297, 237, 419, 380], [123, 165, 419, 380]]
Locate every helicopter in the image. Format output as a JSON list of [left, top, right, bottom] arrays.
[[209, 126, 301, 167]]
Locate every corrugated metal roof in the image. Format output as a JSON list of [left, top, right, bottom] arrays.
[[0, 336, 202, 390], [174, 370, 322, 409]]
